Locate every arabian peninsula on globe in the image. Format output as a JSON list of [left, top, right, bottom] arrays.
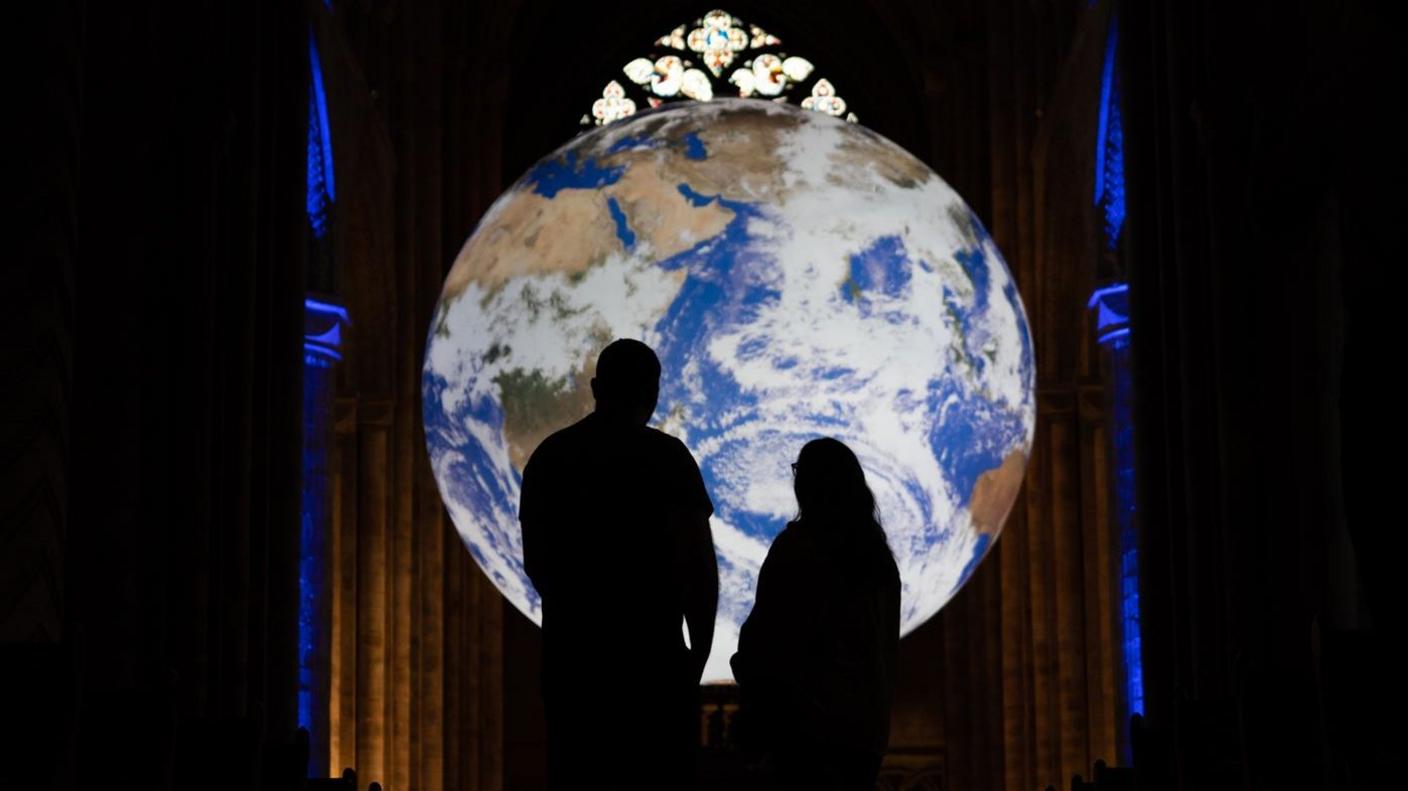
[[422, 99, 1035, 683]]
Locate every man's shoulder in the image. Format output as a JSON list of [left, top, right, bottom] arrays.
[[525, 416, 593, 466], [643, 428, 712, 513], [644, 429, 708, 478], [642, 425, 691, 454]]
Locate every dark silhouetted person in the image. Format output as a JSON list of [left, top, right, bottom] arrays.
[[519, 339, 718, 790], [731, 437, 901, 791]]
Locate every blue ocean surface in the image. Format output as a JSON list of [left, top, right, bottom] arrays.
[[607, 134, 662, 153], [607, 197, 636, 249], [676, 182, 716, 207], [422, 367, 540, 610], [527, 151, 624, 198], [954, 533, 993, 593], [954, 246, 991, 315], [843, 235, 912, 303], [682, 131, 708, 160], [926, 374, 1027, 511], [650, 186, 785, 542], [1004, 279, 1036, 402]]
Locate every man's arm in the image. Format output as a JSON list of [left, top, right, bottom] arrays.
[[672, 438, 717, 680], [519, 453, 550, 599], [522, 516, 548, 599], [677, 509, 717, 680]]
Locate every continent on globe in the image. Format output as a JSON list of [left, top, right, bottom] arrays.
[[423, 99, 1036, 683]]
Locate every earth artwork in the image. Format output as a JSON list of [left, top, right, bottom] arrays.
[[422, 99, 1035, 683]]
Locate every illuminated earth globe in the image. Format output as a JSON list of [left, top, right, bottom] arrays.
[[423, 99, 1035, 683]]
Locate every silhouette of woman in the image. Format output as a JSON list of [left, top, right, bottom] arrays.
[[731, 437, 902, 790]]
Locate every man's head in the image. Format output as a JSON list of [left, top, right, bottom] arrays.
[[590, 339, 661, 425]]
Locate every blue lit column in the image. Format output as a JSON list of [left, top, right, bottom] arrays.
[[300, 25, 340, 778], [1090, 284, 1142, 732], [300, 298, 346, 778], [1092, 6, 1142, 763]]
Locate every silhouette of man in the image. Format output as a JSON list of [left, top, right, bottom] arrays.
[[519, 339, 718, 790]]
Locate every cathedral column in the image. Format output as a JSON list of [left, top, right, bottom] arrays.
[[301, 295, 349, 778]]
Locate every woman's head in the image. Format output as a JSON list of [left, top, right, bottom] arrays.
[[792, 438, 889, 551]]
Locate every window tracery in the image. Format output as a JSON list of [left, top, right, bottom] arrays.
[[582, 9, 857, 126]]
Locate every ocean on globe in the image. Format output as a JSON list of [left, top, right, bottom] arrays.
[[422, 99, 1035, 683]]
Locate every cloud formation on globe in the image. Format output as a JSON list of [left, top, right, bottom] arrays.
[[422, 99, 1035, 683]]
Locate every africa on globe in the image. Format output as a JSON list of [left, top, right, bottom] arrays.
[[422, 99, 1035, 683]]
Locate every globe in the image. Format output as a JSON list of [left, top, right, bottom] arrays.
[[422, 99, 1035, 683]]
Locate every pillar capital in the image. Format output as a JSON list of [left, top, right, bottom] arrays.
[[304, 295, 350, 368], [1087, 282, 1129, 346]]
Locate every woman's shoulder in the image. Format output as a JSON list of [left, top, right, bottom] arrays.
[[764, 521, 825, 566], [877, 540, 899, 576], [764, 521, 804, 556]]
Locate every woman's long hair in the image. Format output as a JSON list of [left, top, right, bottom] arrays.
[[792, 437, 893, 562]]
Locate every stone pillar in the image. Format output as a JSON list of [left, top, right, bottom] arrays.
[[1089, 281, 1141, 761], [301, 295, 349, 778]]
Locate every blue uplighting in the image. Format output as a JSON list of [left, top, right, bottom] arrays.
[[303, 344, 343, 366], [298, 391, 322, 736], [1086, 282, 1128, 312], [1092, 7, 1141, 728], [1109, 333, 1142, 717], [305, 297, 350, 323], [1100, 327, 1131, 345], [1094, 11, 1126, 247], [306, 33, 335, 239], [1091, 281, 1142, 725], [1087, 282, 1130, 344], [299, 296, 348, 767]]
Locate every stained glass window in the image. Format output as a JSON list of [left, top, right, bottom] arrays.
[[581, 9, 858, 126]]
